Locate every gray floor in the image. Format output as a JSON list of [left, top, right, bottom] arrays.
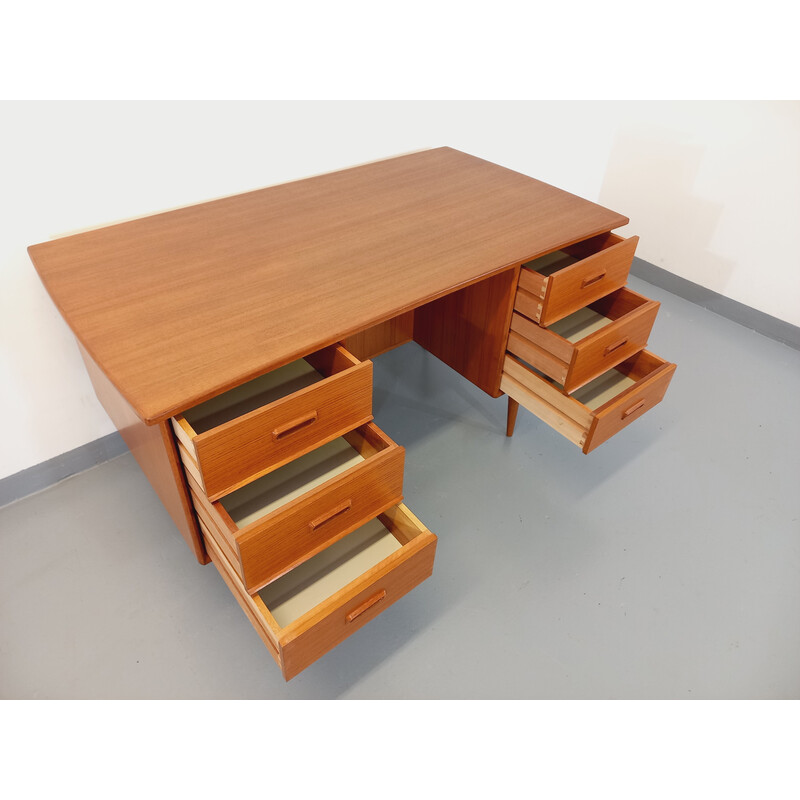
[[2, 275, 799, 699]]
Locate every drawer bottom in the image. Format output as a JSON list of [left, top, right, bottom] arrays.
[[203, 503, 437, 680]]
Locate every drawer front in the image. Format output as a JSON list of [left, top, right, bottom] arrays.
[[507, 289, 659, 394], [585, 353, 676, 452], [203, 503, 437, 681], [566, 296, 658, 393], [500, 351, 675, 453], [190, 358, 373, 500], [516, 234, 638, 327], [278, 507, 437, 681], [236, 443, 405, 592]]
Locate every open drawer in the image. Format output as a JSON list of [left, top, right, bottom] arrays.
[[515, 232, 638, 327], [171, 343, 373, 501], [187, 422, 405, 592], [501, 350, 675, 453], [507, 287, 659, 393], [202, 503, 437, 681]]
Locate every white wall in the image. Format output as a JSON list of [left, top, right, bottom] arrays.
[[2, 101, 798, 480]]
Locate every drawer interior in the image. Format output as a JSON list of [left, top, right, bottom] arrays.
[[502, 349, 674, 453], [570, 369, 636, 410], [218, 424, 391, 529], [524, 349, 663, 413], [548, 306, 614, 342], [521, 250, 579, 277], [181, 345, 361, 436], [504, 348, 669, 412], [203, 501, 436, 679], [183, 359, 323, 434], [541, 286, 656, 346], [521, 232, 622, 278], [257, 517, 404, 628], [558, 349, 668, 410]]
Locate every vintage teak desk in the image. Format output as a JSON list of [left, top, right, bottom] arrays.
[[29, 148, 676, 680]]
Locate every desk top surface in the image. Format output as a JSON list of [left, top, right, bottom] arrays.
[[29, 147, 628, 424]]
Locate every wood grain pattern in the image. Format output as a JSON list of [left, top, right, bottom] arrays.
[[378, 502, 431, 546], [177, 440, 205, 494], [516, 265, 548, 302], [186, 422, 405, 592], [511, 286, 544, 325], [585, 355, 676, 452], [506, 397, 520, 437], [501, 351, 675, 452], [29, 148, 628, 424], [510, 311, 573, 361], [202, 523, 283, 668], [538, 234, 638, 326], [506, 330, 569, 384], [235, 439, 404, 593], [191, 485, 240, 568], [502, 354, 593, 428], [77, 342, 207, 564], [500, 372, 588, 447], [414, 266, 518, 396], [278, 504, 437, 680], [205, 501, 436, 680], [566, 291, 659, 393], [342, 312, 414, 361], [176, 346, 374, 501], [509, 287, 660, 393]]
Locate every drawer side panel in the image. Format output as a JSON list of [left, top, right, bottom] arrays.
[[500, 373, 588, 448], [203, 523, 283, 668]]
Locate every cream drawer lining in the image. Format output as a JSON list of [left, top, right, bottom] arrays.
[[521, 250, 578, 277], [184, 359, 322, 434], [570, 370, 636, 411], [257, 518, 402, 627], [220, 436, 366, 528], [548, 306, 613, 343]]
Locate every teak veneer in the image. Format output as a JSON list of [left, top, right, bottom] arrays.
[[28, 147, 628, 424], [29, 147, 675, 679]]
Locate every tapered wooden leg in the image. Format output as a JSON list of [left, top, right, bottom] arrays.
[[506, 397, 519, 437]]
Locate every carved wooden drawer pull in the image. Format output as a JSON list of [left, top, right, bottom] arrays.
[[580, 271, 606, 289], [272, 411, 318, 440], [622, 399, 646, 418], [346, 590, 387, 623], [309, 499, 352, 531], [604, 338, 628, 356]]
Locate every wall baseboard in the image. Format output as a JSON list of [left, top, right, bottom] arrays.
[[2, 258, 798, 508], [631, 258, 800, 350], [0, 432, 128, 508]]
